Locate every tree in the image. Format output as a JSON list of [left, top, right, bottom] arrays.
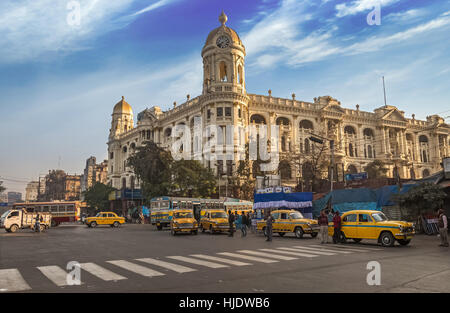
[[170, 159, 216, 197], [83, 182, 116, 212], [127, 141, 217, 201], [127, 141, 173, 203], [364, 160, 388, 179], [392, 183, 447, 218]]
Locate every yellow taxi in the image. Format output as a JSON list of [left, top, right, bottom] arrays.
[[329, 210, 415, 247], [85, 212, 125, 228], [257, 209, 320, 238], [200, 209, 229, 233], [170, 209, 198, 236]]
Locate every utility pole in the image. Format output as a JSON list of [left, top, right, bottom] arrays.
[[382, 76, 387, 107], [330, 140, 335, 192]]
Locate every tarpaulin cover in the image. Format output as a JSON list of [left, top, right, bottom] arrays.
[[375, 184, 416, 208], [253, 192, 313, 218]]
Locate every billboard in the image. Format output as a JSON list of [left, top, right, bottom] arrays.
[[345, 172, 368, 181]]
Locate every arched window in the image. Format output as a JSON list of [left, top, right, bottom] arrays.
[[347, 165, 357, 174], [367, 145, 373, 158], [344, 126, 356, 135], [219, 61, 228, 82], [305, 138, 310, 154], [281, 136, 286, 152], [349, 143, 354, 157], [122, 146, 127, 153], [237, 65, 243, 84], [276, 117, 290, 126], [279, 161, 292, 180], [164, 128, 172, 138], [250, 114, 266, 124], [299, 120, 314, 130], [363, 128, 374, 138]]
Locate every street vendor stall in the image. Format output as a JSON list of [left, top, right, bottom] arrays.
[[253, 191, 313, 218]]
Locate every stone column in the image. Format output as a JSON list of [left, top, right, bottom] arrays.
[[381, 127, 387, 155], [415, 133, 421, 162], [292, 115, 299, 153]]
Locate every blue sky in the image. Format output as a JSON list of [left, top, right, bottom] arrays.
[[1, 0, 449, 194]]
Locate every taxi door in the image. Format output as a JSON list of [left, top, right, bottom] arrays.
[[278, 212, 290, 232], [99, 213, 108, 225], [341, 213, 358, 238], [357, 213, 377, 239], [271, 212, 281, 232]]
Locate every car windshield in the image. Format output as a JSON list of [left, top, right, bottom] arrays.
[[290, 212, 304, 219], [211, 212, 227, 219], [372, 212, 388, 222], [174, 212, 193, 219], [1, 210, 10, 219], [95, 213, 101, 217]]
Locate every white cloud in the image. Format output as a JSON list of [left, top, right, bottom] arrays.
[[335, 0, 400, 18], [242, 0, 450, 69], [0, 0, 177, 63], [131, 0, 178, 16]]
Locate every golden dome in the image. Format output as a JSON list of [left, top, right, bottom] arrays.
[[113, 96, 133, 115], [203, 11, 243, 49]]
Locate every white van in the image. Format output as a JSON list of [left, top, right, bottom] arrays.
[[0, 209, 51, 233]]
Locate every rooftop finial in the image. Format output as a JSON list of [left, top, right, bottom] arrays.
[[219, 11, 228, 26], [122, 96, 125, 100]]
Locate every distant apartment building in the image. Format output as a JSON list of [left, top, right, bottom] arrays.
[[40, 170, 81, 201], [80, 156, 108, 194], [7, 191, 22, 205], [25, 181, 39, 201]]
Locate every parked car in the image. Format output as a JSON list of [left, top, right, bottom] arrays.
[[329, 210, 415, 247], [170, 209, 198, 236]]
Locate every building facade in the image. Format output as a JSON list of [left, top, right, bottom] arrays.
[[25, 181, 39, 202], [40, 170, 81, 201], [107, 12, 450, 190], [80, 156, 108, 195]]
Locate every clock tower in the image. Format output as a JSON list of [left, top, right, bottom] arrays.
[[201, 11, 246, 95]]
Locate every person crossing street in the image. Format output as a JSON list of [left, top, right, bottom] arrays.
[[265, 213, 273, 242], [228, 210, 235, 237]]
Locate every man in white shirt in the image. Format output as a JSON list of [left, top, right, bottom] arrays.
[[438, 209, 448, 247]]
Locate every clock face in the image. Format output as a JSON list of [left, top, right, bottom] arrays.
[[216, 36, 230, 48]]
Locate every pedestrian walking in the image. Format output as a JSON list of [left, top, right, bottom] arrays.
[[228, 210, 235, 237], [34, 213, 41, 233], [318, 210, 329, 244], [265, 213, 273, 241], [437, 209, 448, 247], [332, 211, 342, 244], [241, 213, 248, 237]]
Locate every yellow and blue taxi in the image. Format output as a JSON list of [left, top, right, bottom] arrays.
[[85, 212, 125, 228], [257, 209, 320, 238], [329, 210, 415, 247], [170, 209, 198, 236], [200, 209, 229, 233]]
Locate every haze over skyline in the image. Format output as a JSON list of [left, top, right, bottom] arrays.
[[1, 0, 449, 195]]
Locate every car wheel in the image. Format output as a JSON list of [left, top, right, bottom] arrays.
[[90, 221, 97, 228], [278, 232, 285, 237], [209, 225, 214, 234], [311, 232, 318, 238], [10, 224, 19, 233], [294, 227, 304, 239], [380, 232, 395, 247], [353, 238, 362, 243], [397, 239, 411, 246], [156, 224, 162, 230], [113, 221, 120, 228], [51, 220, 57, 227], [200, 224, 205, 233], [193, 230, 198, 235], [39, 225, 45, 232]]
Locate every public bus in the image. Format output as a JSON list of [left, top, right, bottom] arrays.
[[150, 197, 223, 230], [12, 201, 84, 227], [224, 201, 253, 215]]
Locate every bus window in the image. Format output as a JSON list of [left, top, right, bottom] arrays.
[[51, 206, 58, 214], [43, 206, 49, 212]]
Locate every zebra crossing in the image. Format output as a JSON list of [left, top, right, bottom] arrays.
[[0, 244, 380, 292]]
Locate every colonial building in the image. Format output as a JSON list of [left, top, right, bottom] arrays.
[[107, 12, 450, 191]]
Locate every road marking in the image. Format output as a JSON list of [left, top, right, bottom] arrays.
[[293, 245, 353, 254], [307, 244, 374, 252], [277, 247, 336, 256], [136, 258, 196, 273], [217, 252, 278, 263], [80, 262, 127, 281], [37, 265, 72, 287], [166, 256, 229, 269], [107, 260, 165, 277], [0, 269, 31, 292], [324, 244, 382, 251], [237, 250, 298, 261], [190, 254, 252, 266], [258, 248, 319, 258]]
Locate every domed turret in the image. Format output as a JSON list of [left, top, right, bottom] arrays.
[[110, 96, 134, 139], [202, 12, 246, 94]]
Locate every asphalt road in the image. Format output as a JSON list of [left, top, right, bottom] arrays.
[[1, 223, 449, 293]]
